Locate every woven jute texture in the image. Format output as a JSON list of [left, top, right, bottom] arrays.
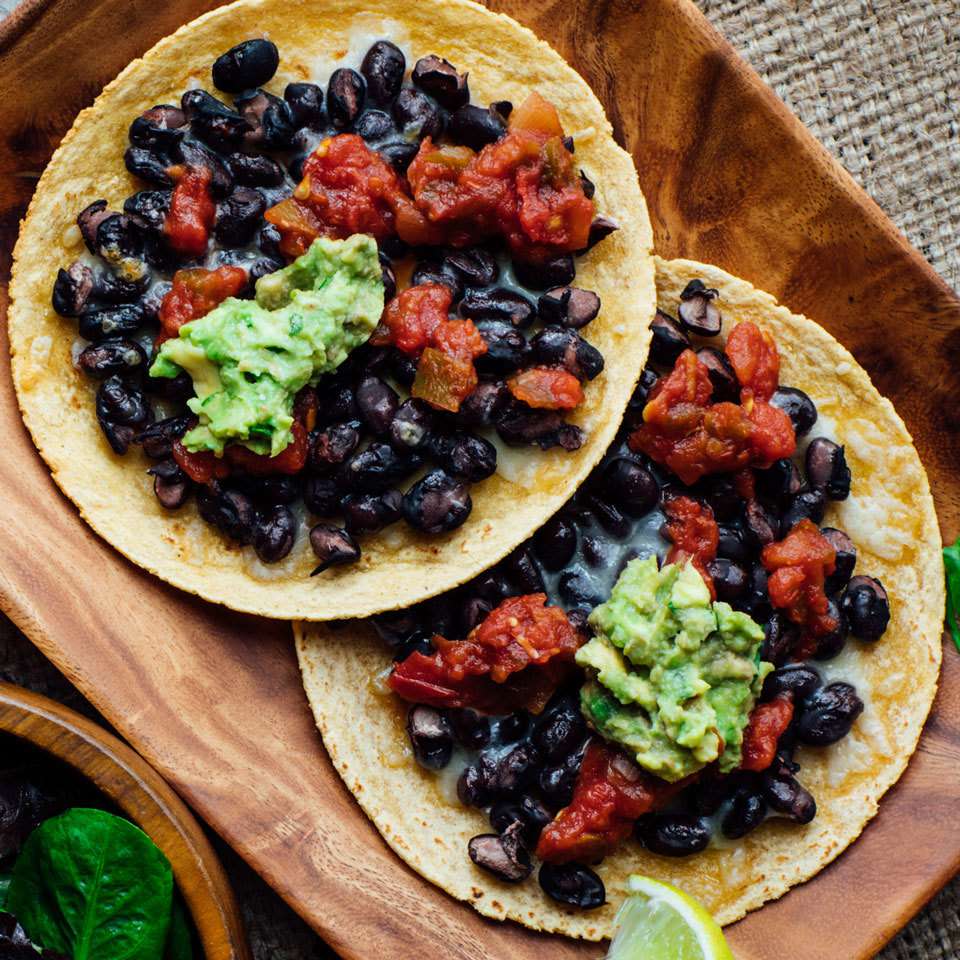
[[0, 1, 957, 959]]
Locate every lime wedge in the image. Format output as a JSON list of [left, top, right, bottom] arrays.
[[605, 875, 734, 960]]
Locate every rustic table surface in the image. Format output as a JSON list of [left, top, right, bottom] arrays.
[[0, 1, 957, 958]]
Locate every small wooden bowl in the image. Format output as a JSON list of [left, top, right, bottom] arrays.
[[0, 681, 251, 960]]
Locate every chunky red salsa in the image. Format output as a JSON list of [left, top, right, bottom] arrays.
[[762, 519, 838, 658], [157, 265, 248, 344], [536, 742, 681, 863], [662, 495, 719, 598], [507, 367, 584, 410], [740, 695, 795, 771], [629, 323, 797, 484], [389, 594, 582, 710], [164, 165, 216, 259]]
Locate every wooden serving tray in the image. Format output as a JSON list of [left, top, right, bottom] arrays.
[[1, 1, 958, 958]]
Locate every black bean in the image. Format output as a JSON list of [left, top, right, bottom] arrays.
[[319, 382, 359, 424], [459, 595, 492, 634], [181, 89, 251, 151], [489, 797, 552, 849], [469, 824, 532, 882], [797, 682, 863, 745], [598, 458, 659, 517], [410, 260, 463, 300], [327, 68, 366, 129], [677, 279, 721, 336], [197, 486, 256, 544], [342, 490, 402, 535], [303, 475, 340, 517], [177, 140, 234, 198], [411, 55, 469, 109], [389, 399, 436, 450], [458, 756, 497, 807], [649, 309, 691, 366], [721, 789, 767, 839], [356, 376, 399, 436], [781, 489, 827, 530], [822, 527, 857, 594], [583, 215, 619, 251], [770, 386, 818, 438], [744, 499, 780, 549], [402, 469, 472, 534], [360, 40, 406, 106], [52, 263, 94, 317], [92, 269, 149, 305], [708, 558, 748, 603], [145, 366, 192, 402], [372, 608, 426, 652], [406, 705, 454, 770], [558, 568, 604, 608], [133, 414, 190, 459], [124, 146, 175, 188], [214, 187, 266, 247], [697, 347, 739, 401], [489, 742, 541, 797], [762, 662, 822, 701], [755, 457, 803, 509], [533, 516, 577, 572], [95, 374, 149, 429], [309, 524, 360, 573], [495, 409, 575, 450], [212, 39, 279, 92], [805, 437, 851, 501], [841, 576, 890, 642], [95, 213, 145, 265], [458, 380, 510, 428], [505, 545, 546, 593], [640, 813, 712, 856], [538, 862, 605, 908], [512, 255, 575, 291], [760, 612, 799, 666], [128, 104, 186, 150], [309, 423, 360, 471], [342, 442, 420, 493], [763, 774, 816, 823], [475, 320, 531, 376], [441, 251, 497, 291], [233, 475, 300, 506], [460, 288, 535, 327], [225, 156, 282, 194], [354, 109, 395, 141], [233, 89, 295, 150], [447, 103, 506, 150], [77, 340, 147, 380], [150, 461, 190, 509], [589, 496, 632, 538], [533, 698, 587, 763], [498, 711, 531, 744], [284, 82, 325, 129], [449, 709, 490, 750], [813, 597, 848, 660], [687, 474, 739, 523], [77, 199, 111, 253], [379, 141, 419, 174], [251, 503, 296, 563], [538, 286, 601, 329], [739, 564, 771, 620], [579, 170, 596, 199], [530, 326, 604, 380], [716, 523, 750, 563], [444, 433, 498, 481]]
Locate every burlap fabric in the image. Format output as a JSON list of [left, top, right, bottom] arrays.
[[0, 0, 957, 957]]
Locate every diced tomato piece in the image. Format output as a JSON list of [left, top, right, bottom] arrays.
[[508, 91, 565, 138], [411, 347, 477, 412], [741, 696, 795, 771], [725, 321, 780, 402], [747, 400, 797, 465], [157, 265, 248, 344], [662, 496, 719, 596], [507, 367, 584, 410], [164, 166, 216, 259], [536, 742, 684, 864], [172, 440, 230, 483], [263, 197, 322, 260], [381, 284, 454, 355], [224, 421, 308, 476], [763, 519, 838, 654], [430, 318, 488, 363]]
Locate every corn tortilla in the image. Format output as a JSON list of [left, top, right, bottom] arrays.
[[8, 0, 654, 620], [296, 257, 944, 939]]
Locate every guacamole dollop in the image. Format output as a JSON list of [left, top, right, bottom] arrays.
[[577, 557, 772, 782], [150, 234, 384, 457]]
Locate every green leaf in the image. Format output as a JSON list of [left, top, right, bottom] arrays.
[[944, 538, 960, 652], [163, 896, 195, 960], [6, 808, 173, 960]]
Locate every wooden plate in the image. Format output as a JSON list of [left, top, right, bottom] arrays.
[[0, 682, 250, 960], [0, 1, 958, 958]]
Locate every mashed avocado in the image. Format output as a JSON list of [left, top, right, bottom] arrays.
[[578, 557, 772, 782], [150, 234, 384, 456]]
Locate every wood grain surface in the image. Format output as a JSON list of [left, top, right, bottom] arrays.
[[0, 681, 250, 960], [0, 1, 958, 959]]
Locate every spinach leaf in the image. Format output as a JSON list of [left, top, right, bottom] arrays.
[[163, 896, 194, 960], [6, 808, 173, 960], [945, 538, 960, 652]]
